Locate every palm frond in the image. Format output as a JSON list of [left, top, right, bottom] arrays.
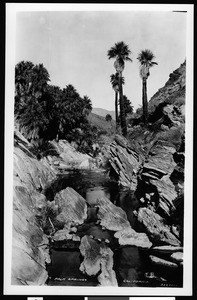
[[137, 49, 156, 64], [150, 61, 158, 66], [137, 49, 158, 79], [110, 73, 125, 87], [107, 41, 132, 62]]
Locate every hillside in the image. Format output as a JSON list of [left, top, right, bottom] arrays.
[[87, 112, 116, 134], [148, 60, 185, 113], [92, 107, 115, 120]]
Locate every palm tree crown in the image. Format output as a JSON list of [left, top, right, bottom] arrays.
[[107, 41, 132, 71], [110, 73, 125, 91], [137, 49, 158, 79]]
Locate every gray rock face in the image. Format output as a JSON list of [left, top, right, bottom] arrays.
[[12, 132, 56, 285], [148, 61, 186, 114], [14, 142, 55, 192], [48, 139, 96, 170], [109, 135, 143, 189], [12, 186, 50, 285], [54, 187, 87, 227], [141, 141, 178, 216], [79, 235, 118, 286], [137, 207, 181, 246]]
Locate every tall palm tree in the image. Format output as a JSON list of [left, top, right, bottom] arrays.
[[82, 95, 92, 116], [108, 41, 132, 136], [110, 73, 125, 129], [137, 49, 158, 125]]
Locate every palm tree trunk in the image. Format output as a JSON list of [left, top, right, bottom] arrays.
[[115, 91, 119, 130], [142, 78, 148, 125], [119, 74, 127, 136]]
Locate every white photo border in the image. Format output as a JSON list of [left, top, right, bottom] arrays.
[[4, 3, 194, 296]]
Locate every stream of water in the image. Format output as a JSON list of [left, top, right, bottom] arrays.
[[46, 169, 183, 287]]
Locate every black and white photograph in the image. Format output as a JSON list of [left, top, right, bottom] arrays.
[[4, 3, 193, 296]]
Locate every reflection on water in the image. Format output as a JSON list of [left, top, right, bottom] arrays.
[[46, 170, 183, 287], [47, 249, 98, 286], [45, 170, 119, 202], [86, 186, 110, 206]]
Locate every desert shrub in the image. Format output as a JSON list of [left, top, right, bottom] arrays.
[[29, 140, 59, 160]]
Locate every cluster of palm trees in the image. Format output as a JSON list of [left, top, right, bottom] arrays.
[[108, 41, 158, 136], [15, 61, 95, 152]]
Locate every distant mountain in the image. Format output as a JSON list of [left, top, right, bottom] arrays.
[[92, 108, 115, 120]]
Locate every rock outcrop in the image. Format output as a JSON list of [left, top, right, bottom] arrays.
[[42, 139, 97, 172], [14, 131, 55, 192], [108, 62, 185, 251], [89, 196, 152, 249], [12, 131, 56, 285], [137, 207, 180, 246], [109, 135, 143, 189], [148, 61, 185, 115]]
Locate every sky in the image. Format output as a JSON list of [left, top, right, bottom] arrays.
[[15, 9, 186, 111]]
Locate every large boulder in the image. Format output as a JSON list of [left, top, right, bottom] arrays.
[[171, 252, 183, 263], [54, 187, 87, 227], [114, 227, 152, 249], [79, 235, 118, 286], [47, 187, 88, 245], [95, 196, 130, 232]]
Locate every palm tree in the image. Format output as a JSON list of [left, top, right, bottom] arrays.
[[108, 41, 132, 136], [110, 73, 125, 129], [15, 61, 34, 96], [31, 64, 50, 98], [15, 61, 35, 113], [137, 49, 158, 125], [82, 95, 92, 116], [105, 113, 112, 122]]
